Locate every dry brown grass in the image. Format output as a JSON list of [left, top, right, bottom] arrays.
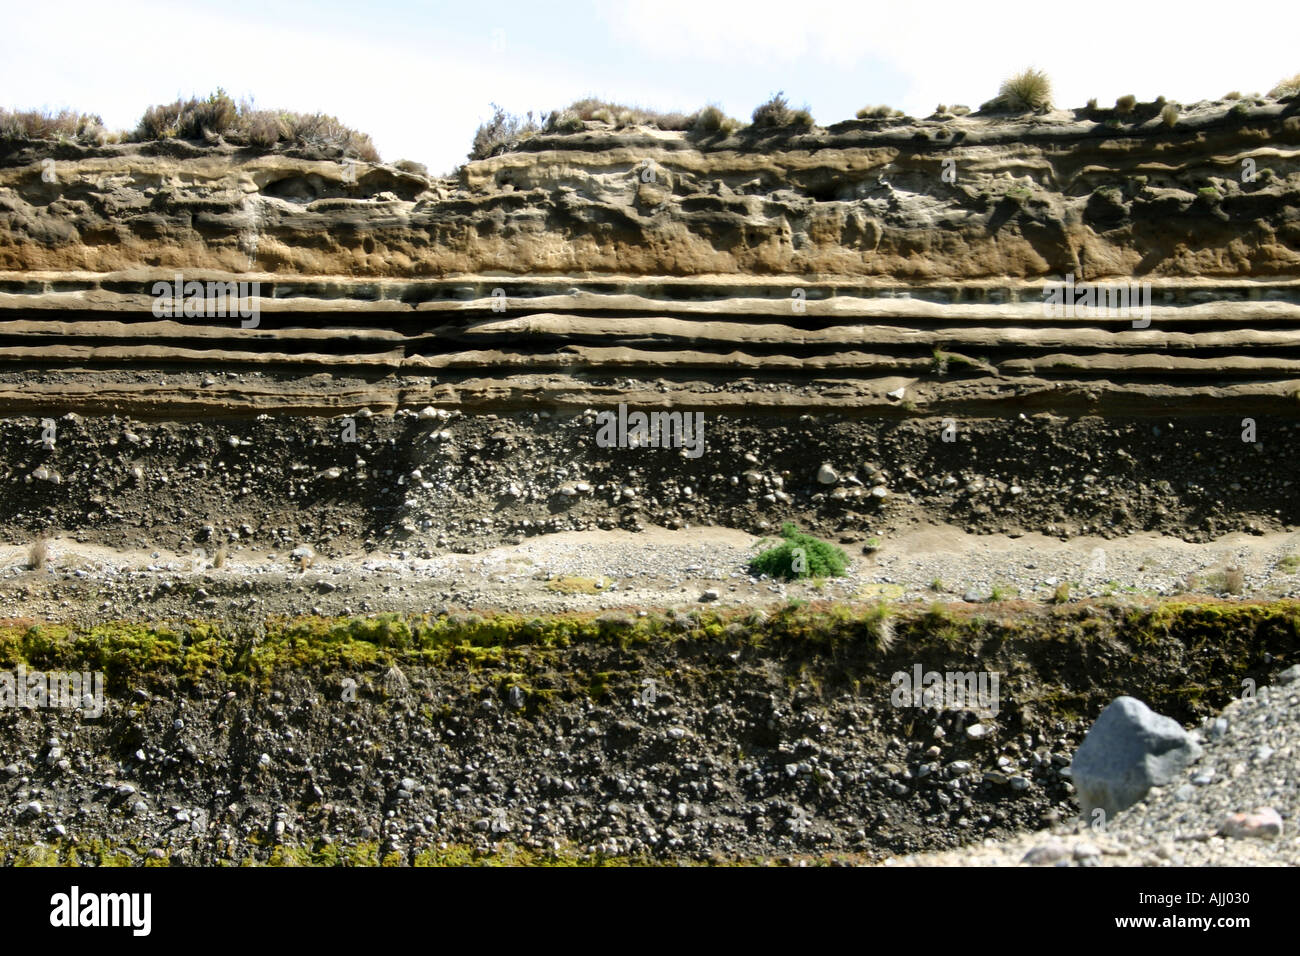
[[562, 98, 694, 130], [0, 108, 109, 144], [133, 89, 380, 160], [1270, 73, 1300, 98], [27, 537, 50, 570], [1224, 565, 1245, 594], [1193, 566, 1246, 595], [690, 104, 742, 134], [748, 93, 814, 128]]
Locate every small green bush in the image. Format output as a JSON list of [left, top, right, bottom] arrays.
[[750, 523, 848, 580]]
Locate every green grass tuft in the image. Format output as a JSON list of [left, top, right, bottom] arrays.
[[986, 68, 1052, 112], [750, 523, 848, 580]]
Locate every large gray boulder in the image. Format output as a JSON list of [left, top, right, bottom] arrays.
[[1069, 696, 1202, 818]]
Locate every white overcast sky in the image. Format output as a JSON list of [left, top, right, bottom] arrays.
[[3, 0, 1297, 173]]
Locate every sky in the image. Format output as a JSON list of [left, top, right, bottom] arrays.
[[3, 0, 1298, 174]]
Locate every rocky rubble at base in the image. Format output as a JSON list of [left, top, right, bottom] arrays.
[[884, 666, 1300, 866]]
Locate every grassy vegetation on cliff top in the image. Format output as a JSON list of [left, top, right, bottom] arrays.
[[8, 67, 1295, 164]]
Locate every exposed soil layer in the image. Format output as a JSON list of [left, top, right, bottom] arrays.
[[1, 407, 1296, 560], [1, 603, 1295, 865]]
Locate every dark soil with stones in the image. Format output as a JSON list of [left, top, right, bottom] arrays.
[[2, 408, 1294, 557]]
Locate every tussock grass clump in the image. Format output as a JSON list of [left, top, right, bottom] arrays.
[[789, 107, 815, 128], [1196, 566, 1246, 595], [984, 68, 1052, 112], [751, 92, 813, 128], [1160, 104, 1180, 127], [750, 523, 848, 580], [1224, 566, 1245, 595], [752, 92, 793, 127], [1114, 94, 1137, 114], [856, 104, 902, 120], [1270, 73, 1300, 98], [27, 537, 50, 570], [546, 110, 585, 133], [552, 98, 694, 131], [690, 104, 742, 134]]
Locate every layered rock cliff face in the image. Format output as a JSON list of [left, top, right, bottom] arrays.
[[4, 98, 1299, 279], [2, 98, 1300, 867], [0, 97, 1297, 549], [1, 96, 1299, 425]]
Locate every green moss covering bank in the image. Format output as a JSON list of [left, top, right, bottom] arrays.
[[1, 599, 1296, 723]]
